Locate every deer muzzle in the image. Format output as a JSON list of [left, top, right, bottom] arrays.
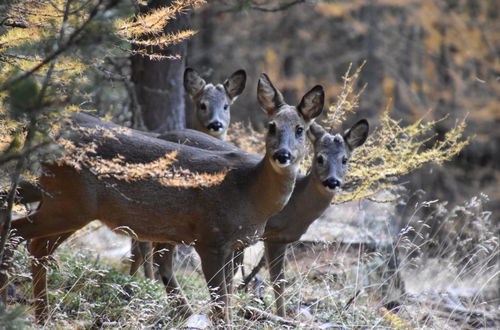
[[273, 149, 292, 167], [207, 121, 224, 132], [322, 177, 342, 191]]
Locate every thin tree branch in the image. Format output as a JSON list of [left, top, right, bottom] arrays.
[[250, 0, 307, 12], [0, 0, 118, 92], [217, 0, 308, 14]]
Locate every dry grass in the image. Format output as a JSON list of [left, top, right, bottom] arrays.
[[3, 193, 498, 329]]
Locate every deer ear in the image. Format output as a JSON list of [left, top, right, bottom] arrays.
[[297, 85, 324, 121], [257, 73, 285, 115], [224, 69, 246, 102], [307, 122, 327, 143], [184, 68, 206, 97], [344, 119, 369, 150]]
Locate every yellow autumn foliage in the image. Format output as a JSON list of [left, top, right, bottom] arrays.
[[0, 0, 221, 193], [228, 64, 468, 205], [334, 111, 468, 203], [57, 133, 227, 189]]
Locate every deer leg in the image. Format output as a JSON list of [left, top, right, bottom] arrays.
[[197, 246, 230, 325], [129, 239, 143, 276], [265, 241, 288, 317], [223, 251, 237, 319], [155, 243, 193, 317], [29, 232, 74, 322], [129, 240, 154, 279], [140, 242, 154, 279], [232, 248, 244, 283]]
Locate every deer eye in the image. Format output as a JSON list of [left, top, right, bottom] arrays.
[[224, 104, 229, 110], [317, 155, 324, 165], [268, 122, 276, 134], [295, 126, 304, 137], [200, 103, 207, 111], [342, 156, 348, 165]]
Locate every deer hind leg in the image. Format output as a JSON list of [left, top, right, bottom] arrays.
[[196, 246, 230, 325], [129, 240, 154, 279], [155, 243, 193, 317], [265, 242, 288, 317], [29, 232, 74, 323]]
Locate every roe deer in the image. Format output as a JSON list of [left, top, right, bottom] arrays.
[[149, 120, 369, 317], [130, 67, 246, 278], [4, 73, 324, 324], [185, 67, 246, 140], [258, 120, 368, 316]]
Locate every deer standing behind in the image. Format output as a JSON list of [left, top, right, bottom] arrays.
[[4, 74, 323, 324], [153, 119, 369, 317], [259, 120, 368, 316], [130, 67, 246, 278]]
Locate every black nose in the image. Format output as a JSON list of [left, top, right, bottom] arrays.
[[323, 178, 341, 189], [273, 150, 292, 165], [207, 121, 224, 132]]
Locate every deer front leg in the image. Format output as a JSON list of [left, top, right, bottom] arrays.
[[197, 246, 230, 325], [29, 232, 74, 322], [129, 240, 154, 279], [265, 241, 288, 317], [231, 248, 245, 285], [155, 243, 193, 317], [223, 249, 240, 314]]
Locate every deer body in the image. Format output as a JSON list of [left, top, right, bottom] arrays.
[[7, 74, 324, 324], [159, 120, 369, 317]]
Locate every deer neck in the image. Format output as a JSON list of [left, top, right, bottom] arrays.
[[248, 154, 298, 221], [289, 170, 335, 225]]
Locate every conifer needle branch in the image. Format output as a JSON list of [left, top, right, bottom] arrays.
[[0, 0, 118, 92]]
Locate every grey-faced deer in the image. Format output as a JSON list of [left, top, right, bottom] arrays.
[[130, 67, 246, 278], [4, 73, 323, 324], [260, 120, 368, 316], [151, 120, 369, 317], [185, 67, 246, 140]]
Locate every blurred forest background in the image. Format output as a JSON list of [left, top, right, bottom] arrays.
[[0, 0, 498, 327]]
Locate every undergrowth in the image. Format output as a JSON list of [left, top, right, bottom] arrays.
[[4, 194, 498, 329]]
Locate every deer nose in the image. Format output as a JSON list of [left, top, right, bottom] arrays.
[[273, 150, 292, 166], [323, 178, 342, 190], [207, 121, 224, 132]]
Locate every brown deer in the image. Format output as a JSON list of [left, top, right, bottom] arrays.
[[130, 67, 246, 279], [257, 120, 368, 316], [4, 73, 323, 324], [149, 119, 369, 317]]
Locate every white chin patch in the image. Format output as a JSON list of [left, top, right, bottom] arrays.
[[208, 129, 223, 136], [273, 159, 291, 168], [325, 186, 341, 192]]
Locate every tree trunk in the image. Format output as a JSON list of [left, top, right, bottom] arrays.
[[130, 0, 190, 132]]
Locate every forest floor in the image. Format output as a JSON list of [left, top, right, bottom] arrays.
[[4, 200, 499, 329]]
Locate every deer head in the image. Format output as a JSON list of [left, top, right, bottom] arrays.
[[257, 73, 324, 173], [184, 68, 246, 140], [308, 119, 369, 191]]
